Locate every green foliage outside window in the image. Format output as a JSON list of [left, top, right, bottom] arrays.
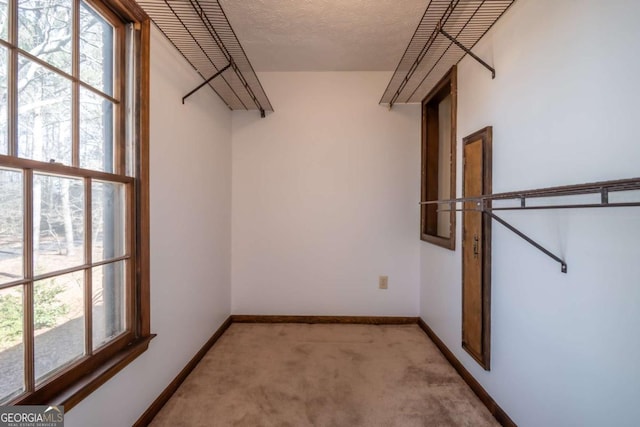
[[0, 282, 69, 347]]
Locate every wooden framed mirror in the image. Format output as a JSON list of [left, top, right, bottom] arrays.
[[461, 126, 492, 370]]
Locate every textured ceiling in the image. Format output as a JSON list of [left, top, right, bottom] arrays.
[[218, 0, 428, 71]]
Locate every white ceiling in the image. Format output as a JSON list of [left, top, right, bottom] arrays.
[[218, 0, 428, 71]]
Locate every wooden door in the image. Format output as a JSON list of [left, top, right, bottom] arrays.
[[462, 127, 492, 370]]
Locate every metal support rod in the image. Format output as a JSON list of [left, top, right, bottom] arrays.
[[419, 177, 640, 206], [182, 63, 232, 104], [439, 28, 495, 79], [436, 202, 640, 212], [484, 210, 567, 273], [489, 202, 640, 211]]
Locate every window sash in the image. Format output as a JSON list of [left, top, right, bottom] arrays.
[[0, 161, 135, 403], [0, 0, 125, 172]]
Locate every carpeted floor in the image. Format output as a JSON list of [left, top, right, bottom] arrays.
[[150, 323, 499, 427]]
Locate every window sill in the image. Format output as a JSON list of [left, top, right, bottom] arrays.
[[420, 233, 456, 250], [47, 334, 156, 411]]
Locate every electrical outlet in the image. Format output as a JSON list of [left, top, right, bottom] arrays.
[[379, 276, 388, 289]]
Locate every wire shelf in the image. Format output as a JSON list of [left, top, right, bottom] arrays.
[[138, 0, 273, 114], [380, 0, 515, 107], [420, 177, 640, 208], [420, 177, 640, 273]]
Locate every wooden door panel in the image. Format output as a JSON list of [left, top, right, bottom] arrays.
[[462, 127, 492, 370], [463, 141, 483, 354]]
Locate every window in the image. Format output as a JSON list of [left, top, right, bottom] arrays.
[[421, 66, 457, 249], [0, 0, 150, 408]]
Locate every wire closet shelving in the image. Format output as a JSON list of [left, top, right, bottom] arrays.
[[381, 0, 516, 107], [137, 0, 273, 116], [421, 177, 640, 273]]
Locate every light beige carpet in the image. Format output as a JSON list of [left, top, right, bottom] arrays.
[[150, 324, 499, 427]]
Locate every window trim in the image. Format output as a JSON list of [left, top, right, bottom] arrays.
[[420, 66, 457, 250], [3, 0, 152, 410]]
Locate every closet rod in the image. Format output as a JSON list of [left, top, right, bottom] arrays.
[[420, 177, 640, 208], [420, 177, 640, 273]]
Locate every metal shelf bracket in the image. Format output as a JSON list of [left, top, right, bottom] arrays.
[[182, 63, 232, 104], [181, 61, 266, 119], [483, 209, 567, 273], [439, 27, 495, 79]]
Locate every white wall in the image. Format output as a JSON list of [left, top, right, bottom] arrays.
[[420, 0, 640, 426], [232, 72, 420, 316], [66, 27, 232, 426]]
